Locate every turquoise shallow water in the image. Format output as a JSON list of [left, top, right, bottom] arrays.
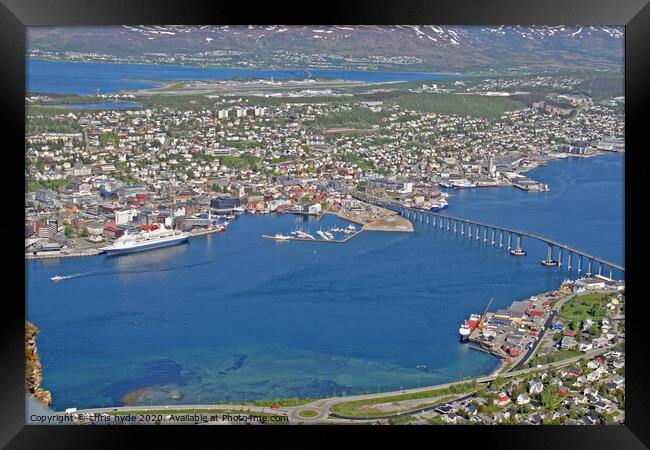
[[26, 153, 623, 410]]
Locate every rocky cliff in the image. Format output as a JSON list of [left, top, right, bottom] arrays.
[[25, 321, 52, 406]]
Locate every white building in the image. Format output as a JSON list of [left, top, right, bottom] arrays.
[[308, 203, 322, 215], [115, 209, 136, 226], [574, 278, 606, 290]]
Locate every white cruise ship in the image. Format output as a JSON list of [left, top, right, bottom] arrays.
[[99, 224, 189, 255]]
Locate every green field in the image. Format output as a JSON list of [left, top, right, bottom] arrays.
[[386, 93, 526, 118], [559, 293, 611, 321], [218, 154, 262, 170], [244, 397, 319, 407], [26, 179, 68, 192], [525, 349, 583, 368], [310, 107, 384, 129], [329, 381, 479, 418]]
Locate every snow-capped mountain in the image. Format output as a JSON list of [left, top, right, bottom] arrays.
[[27, 25, 624, 71]]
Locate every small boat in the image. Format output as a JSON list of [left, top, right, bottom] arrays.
[[50, 275, 64, 282], [510, 249, 527, 256], [541, 260, 559, 267], [416, 364, 427, 370], [430, 200, 449, 212]]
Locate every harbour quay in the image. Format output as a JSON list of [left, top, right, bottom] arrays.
[[464, 277, 625, 375]]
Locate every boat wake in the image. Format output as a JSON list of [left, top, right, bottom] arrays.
[[49, 259, 219, 281], [50, 273, 83, 282]]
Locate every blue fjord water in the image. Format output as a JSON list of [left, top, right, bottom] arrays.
[[27, 59, 458, 96], [26, 153, 623, 410]]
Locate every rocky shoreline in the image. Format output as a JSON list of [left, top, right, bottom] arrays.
[[25, 321, 52, 406]]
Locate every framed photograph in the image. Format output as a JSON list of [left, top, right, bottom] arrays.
[[2, 0, 648, 447]]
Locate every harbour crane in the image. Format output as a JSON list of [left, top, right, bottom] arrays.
[[477, 297, 494, 329]]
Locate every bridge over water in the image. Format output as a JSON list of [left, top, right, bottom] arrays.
[[356, 194, 624, 279]]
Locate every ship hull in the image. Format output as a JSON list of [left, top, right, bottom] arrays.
[[102, 235, 189, 255]]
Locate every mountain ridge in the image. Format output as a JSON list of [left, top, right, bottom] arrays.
[[27, 25, 624, 72]]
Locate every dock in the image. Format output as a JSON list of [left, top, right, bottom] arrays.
[[25, 248, 103, 260], [261, 230, 363, 244], [189, 228, 226, 238]]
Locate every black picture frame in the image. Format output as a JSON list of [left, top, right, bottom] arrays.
[[1, 0, 648, 447]]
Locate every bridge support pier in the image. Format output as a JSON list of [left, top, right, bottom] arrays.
[[507, 233, 512, 251], [447, 219, 450, 232], [577, 256, 582, 274], [587, 259, 593, 276], [491, 229, 495, 246], [499, 231, 503, 248], [598, 263, 603, 276], [468, 223, 472, 239], [609, 267, 613, 279], [558, 248, 563, 267], [461, 222, 465, 237], [568, 252, 573, 271], [547, 245, 553, 261], [483, 227, 488, 243], [475, 225, 480, 241]]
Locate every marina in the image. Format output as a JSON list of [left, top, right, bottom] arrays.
[[262, 229, 363, 244]]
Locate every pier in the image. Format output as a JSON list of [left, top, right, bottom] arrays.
[[262, 230, 363, 244], [25, 248, 103, 259], [356, 194, 624, 278]]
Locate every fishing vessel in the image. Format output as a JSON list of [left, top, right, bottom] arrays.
[[50, 275, 64, 282], [541, 259, 559, 266], [459, 298, 493, 340], [459, 314, 482, 339], [430, 199, 449, 212], [99, 224, 189, 255], [452, 179, 478, 189]]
